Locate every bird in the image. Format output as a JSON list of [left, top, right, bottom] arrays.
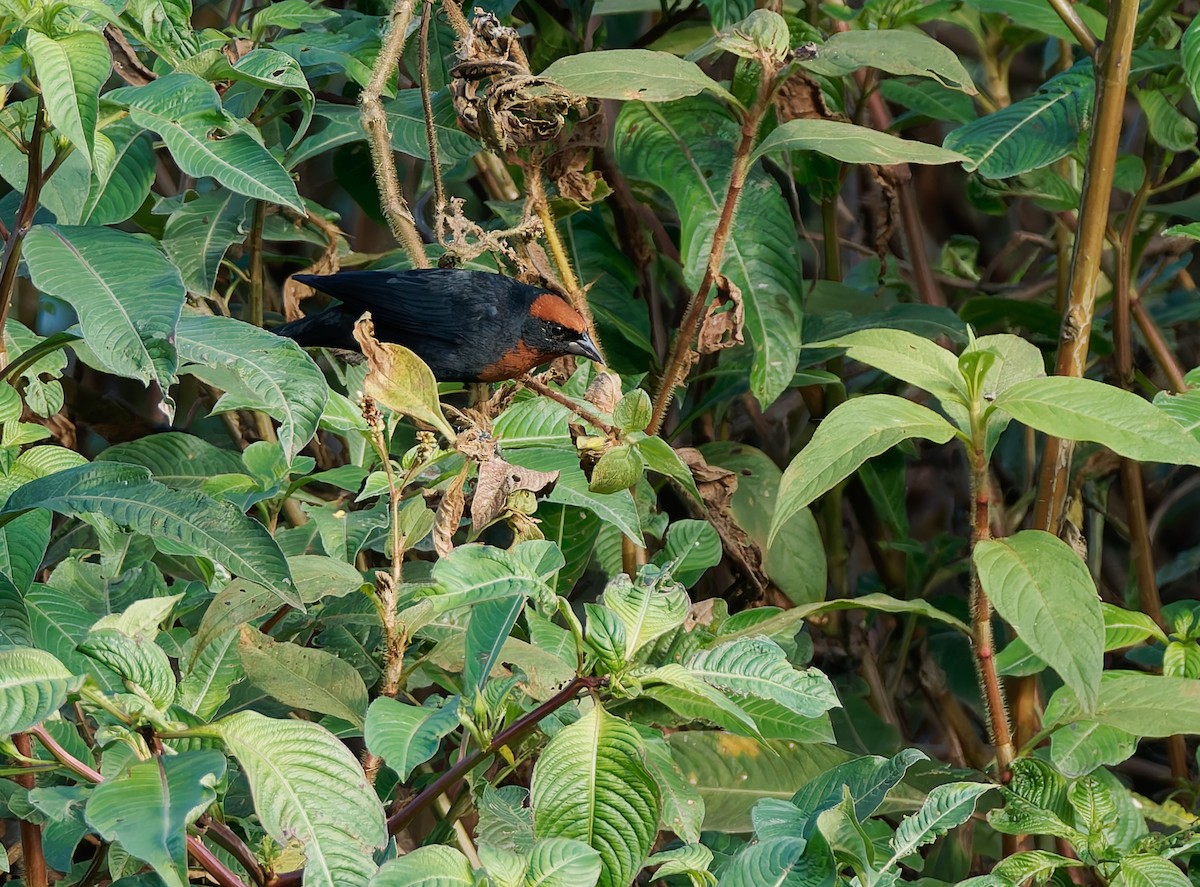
[[273, 268, 604, 382]]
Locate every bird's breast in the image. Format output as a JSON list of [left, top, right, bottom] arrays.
[[477, 339, 558, 381]]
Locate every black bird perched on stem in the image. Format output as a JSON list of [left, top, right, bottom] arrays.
[[274, 269, 604, 382]]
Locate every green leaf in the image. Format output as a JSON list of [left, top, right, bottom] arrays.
[[0, 647, 83, 734], [430, 541, 562, 613], [370, 846, 475, 886], [363, 696, 460, 780], [531, 706, 660, 887], [878, 79, 976, 125], [98, 432, 245, 489], [25, 30, 110, 168], [237, 626, 368, 726], [1135, 87, 1197, 154], [615, 98, 802, 407], [542, 49, 735, 104], [753, 118, 966, 166], [613, 389, 652, 433], [1044, 671, 1200, 737], [718, 592, 971, 641], [24, 225, 184, 400], [0, 462, 299, 607], [602, 572, 689, 657], [770, 395, 957, 546], [82, 118, 156, 225], [944, 64, 1092, 178], [660, 519, 721, 587], [124, 72, 303, 210], [668, 732, 851, 832], [975, 531, 1103, 712], [804, 29, 976, 93], [0, 508, 50, 591], [807, 328, 967, 408], [992, 376, 1200, 466], [465, 595, 525, 694], [176, 314, 328, 464], [505, 447, 644, 544], [85, 751, 226, 887], [643, 663, 763, 740], [1184, 15, 1200, 108], [718, 835, 834, 887], [633, 435, 701, 502], [884, 782, 995, 868], [218, 48, 314, 148], [686, 636, 839, 720], [176, 628, 243, 719], [1049, 721, 1138, 777], [961, 0, 1107, 42], [526, 837, 603, 887], [774, 748, 928, 840], [80, 628, 176, 709], [1112, 855, 1191, 887], [160, 189, 251, 296], [216, 711, 387, 887]]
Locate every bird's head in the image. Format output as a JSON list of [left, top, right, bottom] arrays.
[[522, 294, 604, 366]]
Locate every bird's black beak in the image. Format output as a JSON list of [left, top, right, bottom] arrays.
[[567, 332, 604, 365]]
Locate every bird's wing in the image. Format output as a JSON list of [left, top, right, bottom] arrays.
[[297, 271, 503, 346]]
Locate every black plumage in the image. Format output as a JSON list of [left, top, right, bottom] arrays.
[[274, 269, 602, 382]]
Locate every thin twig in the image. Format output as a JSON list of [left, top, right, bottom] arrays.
[[248, 200, 266, 329], [1045, 0, 1098, 54], [521, 374, 618, 436], [361, 0, 430, 267], [647, 78, 775, 435], [419, 0, 447, 243], [0, 98, 48, 368]]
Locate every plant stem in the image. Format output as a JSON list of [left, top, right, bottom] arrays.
[[13, 733, 47, 887], [30, 725, 251, 887], [419, 0, 446, 243], [0, 98, 47, 368], [248, 200, 266, 329], [385, 676, 599, 834], [647, 80, 773, 436], [1032, 0, 1137, 536], [521, 374, 618, 436], [362, 0, 430, 267], [1044, 0, 1098, 53], [366, 412, 408, 700]]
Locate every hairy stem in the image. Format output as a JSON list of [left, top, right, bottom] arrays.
[[647, 81, 773, 436], [419, 0, 447, 243], [362, 0, 430, 266]]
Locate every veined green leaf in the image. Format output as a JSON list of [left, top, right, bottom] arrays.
[[216, 712, 387, 887], [25, 30, 110, 168], [123, 72, 303, 210], [753, 118, 967, 166], [615, 98, 802, 407], [543, 49, 736, 104], [531, 706, 659, 887], [24, 225, 183, 404], [0, 461, 299, 607], [176, 314, 327, 464], [0, 647, 83, 735]]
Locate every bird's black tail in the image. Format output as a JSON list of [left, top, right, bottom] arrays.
[[271, 307, 358, 351]]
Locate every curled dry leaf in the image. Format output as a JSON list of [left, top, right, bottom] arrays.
[[434, 464, 470, 557], [282, 213, 343, 320], [584, 371, 622, 415], [454, 425, 497, 462], [677, 447, 768, 597], [471, 457, 559, 530], [352, 314, 457, 442], [776, 67, 831, 122], [697, 274, 745, 355]]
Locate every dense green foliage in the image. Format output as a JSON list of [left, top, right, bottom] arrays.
[[3, 0, 1200, 885]]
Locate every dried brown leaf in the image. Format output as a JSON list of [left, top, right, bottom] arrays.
[[697, 274, 745, 354], [584, 371, 622, 415], [471, 457, 558, 530], [434, 465, 470, 557]]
